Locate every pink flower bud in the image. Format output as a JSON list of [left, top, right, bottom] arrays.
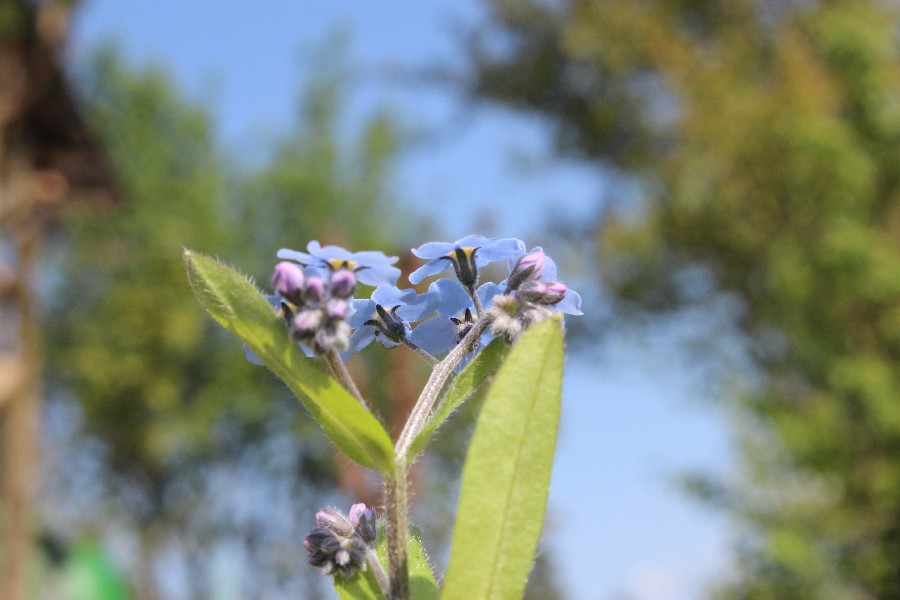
[[326, 298, 349, 319], [294, 309, 322, 333], [315, 508, 354, 537], [303, 275, 326, 303], [512, 249, 545, 281], [517, 280, 567, 305], [272, 262, 305, 303], [349, 503, 376, 544], [329, 269, 357, 299], [540, 281, 567, 305]]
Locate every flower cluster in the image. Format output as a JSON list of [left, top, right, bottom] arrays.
[[270, 261, 355, 354], [265, 236, 581, 362], [270, 242, 402, 356], [486, 247, 582, 343], [304, 503, 377, 578]]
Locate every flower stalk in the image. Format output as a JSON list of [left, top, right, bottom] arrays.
[[385, 465, 409, 600]]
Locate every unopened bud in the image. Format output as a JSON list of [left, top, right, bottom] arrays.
[[325, 298, 350, 320], [316, 508, 355, 537], [303, 275, 326, 303], [294, 309, 323, 334], [314, 319, 351, 353], [491, 293, 520, 315], [349, 503, 376, 544], [488, 308, 524, 343], [517, 280, 567, 305], [272, 262, 305, 304], [304, 527, 367, 578], [329, 269, 357, 299], [507, 249, 545, 290], [539, 281, 567, 305]]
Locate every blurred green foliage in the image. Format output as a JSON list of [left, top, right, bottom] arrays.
[[43, 44, 410, 596], [473, 0, 900, 598]]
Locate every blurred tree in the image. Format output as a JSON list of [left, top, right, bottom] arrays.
[[0, 1, 116, 598], [472, 1, 900, 598], [42, 44, 412, 599]]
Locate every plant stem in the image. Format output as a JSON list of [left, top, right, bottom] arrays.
[[385, 464, 409, 600], [325, 350, 370, 411], [470, 287, 484, 317], [366, 547, 391, 598], [384, 316, 492, 598], [400, 338, 439, 366], [394, 317, 491, 460]]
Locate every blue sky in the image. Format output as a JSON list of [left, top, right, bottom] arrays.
[[70, 2, 737, 598]]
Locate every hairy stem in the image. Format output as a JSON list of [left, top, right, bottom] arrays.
[[470, 287, 484, 317], [400, 338, 439, 366], [394, 317, 491, 460], [366, 547, 390, 598], [384, 316, 492, 597], [325, 350, 370, 411], [385, 465, 409, 600]]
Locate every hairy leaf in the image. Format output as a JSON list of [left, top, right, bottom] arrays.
[[441, 318, 564, 600], [183, 250, 394, 473]]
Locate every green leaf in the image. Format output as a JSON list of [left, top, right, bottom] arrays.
[[440, 319, 564, 600], [183, 250, 394, 473], [381, 525, 439, 600], [407, 340, 507, 461], [334, 568, 385, 600], [334, 524, 438, 600]]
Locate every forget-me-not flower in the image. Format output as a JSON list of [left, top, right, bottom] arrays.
[[278, 241, 401, 287], [407, 279, 502, 355], [346, 286, 440, 354], [408, 235, 525, 289]]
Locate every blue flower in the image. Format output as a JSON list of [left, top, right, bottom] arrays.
[[346, 286, 440, 354], [408, 235, 525, 288], [278, 241, 401, 287], [408, 280, 502, 355]]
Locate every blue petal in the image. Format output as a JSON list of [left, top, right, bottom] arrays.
[[477, 282, 503, 307], [411, 241, 456, 260], [348, 299, 377, 328], [243, 345, 264, 365], [277, 248, 314, 264], [541, 255, 559, 281], [347, 327, 376, 354], [555, 289, 583, 316], [356, 264, 401, 287], [372, 286, 416, 307], [352, 250, 399, 266], [432, 279, 471, 317], [408, 258, 450, 284], [473, 238, 526, 266], [308, 240, 353, 261], [398, 289, 441, 322], [452, 233, 492, 248], [409, 317, 457, 355]]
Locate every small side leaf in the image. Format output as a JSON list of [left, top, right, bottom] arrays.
[[441, 319, 564, 600], [407, 340, 507, 461], [334, 523, 438, 600], [183, 250, 394, 473], [334, 569, 385, 600]]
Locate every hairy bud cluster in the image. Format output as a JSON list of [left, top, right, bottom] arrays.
[[305, 504, 377, 578], [271, 261, 356, 355], [487, 273, 569, 343]]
